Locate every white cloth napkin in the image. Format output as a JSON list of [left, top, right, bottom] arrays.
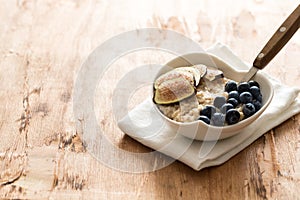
[[118, 43, 300, 171]]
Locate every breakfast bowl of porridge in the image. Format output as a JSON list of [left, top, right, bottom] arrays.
[[152, 53, 274, 141]]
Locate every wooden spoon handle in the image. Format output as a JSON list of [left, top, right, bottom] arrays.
[[253, 4, 300, 69]]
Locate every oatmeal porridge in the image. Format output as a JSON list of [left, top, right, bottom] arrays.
[[153, 65, 263, 126]]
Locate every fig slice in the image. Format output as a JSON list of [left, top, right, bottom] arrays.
[[154, 77, 195, 104], [204, 67, 224, 81], [154, 68, 194, 89], [190, 64, 207, 85], [153, 65, 208, 104]]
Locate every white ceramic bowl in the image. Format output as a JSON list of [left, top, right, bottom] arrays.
[[153, 53, 274, 141]]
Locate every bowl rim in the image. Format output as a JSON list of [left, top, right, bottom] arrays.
[[152, 52, 274, 132]]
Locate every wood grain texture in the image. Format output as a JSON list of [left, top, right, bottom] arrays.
[[0, 0, 299, 199]]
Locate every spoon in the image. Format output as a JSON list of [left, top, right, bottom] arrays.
[[241, 4, 300, 82]]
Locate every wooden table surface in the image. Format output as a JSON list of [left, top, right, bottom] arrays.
[[1, 0, 300, 199]]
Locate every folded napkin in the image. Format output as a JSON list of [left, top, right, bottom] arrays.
[[118, 43, 300, 171]]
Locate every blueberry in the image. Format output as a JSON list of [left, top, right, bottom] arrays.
[[213, 96, 226, 108], [211, 113, 225, 126], [200, 105, 216, 119], [228, 91, 239, 101], [225, 81, 238, 92], [198, 115, 210, 124], [220, 103, 234, 114], [248, 80, 260, 88], [225, 109, 240, 125], [239, 92, 253, 104], [242, 103, 256, 118], [237, 82, 250, 93], [250, 86, 261, 99], [227, 98, 239, 108], [253, 100, 262, 111], [256, 94, 263, 103]]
